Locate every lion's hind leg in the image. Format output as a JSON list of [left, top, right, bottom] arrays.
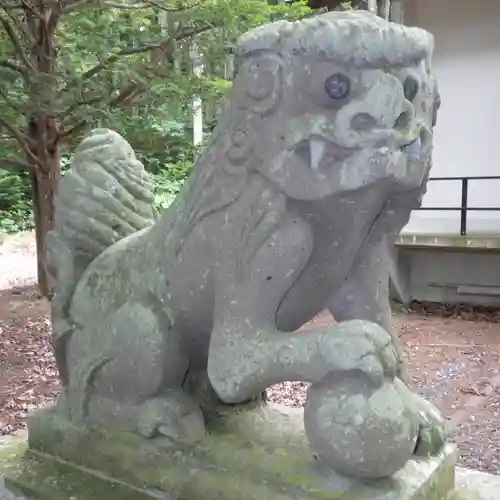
[[64, 298, 205, 443]]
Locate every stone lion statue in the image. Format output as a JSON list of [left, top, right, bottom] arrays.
[[44, 11, 443, 480]]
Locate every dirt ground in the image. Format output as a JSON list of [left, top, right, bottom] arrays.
[[2, 286, 500, 474], [0, 287, 58, 436]]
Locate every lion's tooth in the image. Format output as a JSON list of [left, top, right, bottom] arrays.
[[309, 138, 326, 170]]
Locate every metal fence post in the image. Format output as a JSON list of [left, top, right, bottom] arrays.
[[460, 178, 469, 236]]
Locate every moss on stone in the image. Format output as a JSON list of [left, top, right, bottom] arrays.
[[0, 435, 342, 500], [0, 435, 151, 500], [446, 493, 473, 500], [25, 404, 353, 499], [411, 453, 455, 500], [2, 402, 457, 500]]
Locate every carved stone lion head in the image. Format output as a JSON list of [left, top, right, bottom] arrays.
[[225, 10, 440, 202]]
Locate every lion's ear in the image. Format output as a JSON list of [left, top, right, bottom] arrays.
[[238, 53, 284, 116]]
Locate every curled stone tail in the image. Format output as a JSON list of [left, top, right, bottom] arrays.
[[47, 129, 155, 385]]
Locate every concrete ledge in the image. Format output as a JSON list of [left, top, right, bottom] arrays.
[[449, 467, 500, 500], [391, 230, 500, 306], [0, 403, 457, 500], [396, 234, 500, 251], [0, 434, 148, 500]]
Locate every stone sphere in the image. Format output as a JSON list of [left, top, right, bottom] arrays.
[[303, 371, 419, 479]]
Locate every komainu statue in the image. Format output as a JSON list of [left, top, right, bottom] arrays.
[[29, 10, 450, 498]]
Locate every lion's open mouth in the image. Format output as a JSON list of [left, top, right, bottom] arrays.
[[294, 136, 353, 170], [295, 131, 425, 171]]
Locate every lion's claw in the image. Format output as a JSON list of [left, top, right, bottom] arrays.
[[321, 320, 400, 388], [412, 396, 446, 457], [394, 379, 446, 457]]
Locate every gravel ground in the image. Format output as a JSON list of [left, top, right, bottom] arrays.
[[0, 232, 37, 290], [2, 231, 500, 474]]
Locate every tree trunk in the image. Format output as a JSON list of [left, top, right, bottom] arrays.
[[28, 116, 60, 298], [24, 0, 61, 297]]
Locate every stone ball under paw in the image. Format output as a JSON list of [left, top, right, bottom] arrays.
[[304, 371, 419, 479]]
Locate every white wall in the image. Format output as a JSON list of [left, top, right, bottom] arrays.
[[403, 0, 500, 235]]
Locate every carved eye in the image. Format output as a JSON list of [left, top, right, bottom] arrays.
[[403, 76, 419, 101], [324, 73, 351, 100]]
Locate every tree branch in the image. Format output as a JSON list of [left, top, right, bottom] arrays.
[[0, 87, 24, 113], [0, 17, 36, 73], [74, 22, 213, 84], [59, 93, 113, 122], [107, 83, 138, 107], [63, 0, 149, 11], [101, 1, 151, 8], [61, 0, 200, 13], [107, 0, 201, 11], [0, 58, 29, 79], [77, 46, 155, 83], [47, 2, 62, 33], [58, 76, 140, 135], [56, 13, 218, 127], [0, 117, 40, 166], [0, 0, 64, 11], [57, 78, 142, 141], [0, 156, 34, 171], [20, 0, 46, 22], [2, 9, 35, 42], [57, 120, 87, 142]]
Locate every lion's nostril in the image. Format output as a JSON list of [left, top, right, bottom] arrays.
[[351, 113, 377, 131], [403, 75, 420, 102]]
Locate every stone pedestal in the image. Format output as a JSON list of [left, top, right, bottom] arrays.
[[0, 403, 456, 500]]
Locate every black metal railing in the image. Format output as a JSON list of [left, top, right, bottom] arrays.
[[416, 176, 500, 236]]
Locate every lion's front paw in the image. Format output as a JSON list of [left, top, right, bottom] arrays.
[[395, 380, 446, 457], [321, 320, 400, 387]]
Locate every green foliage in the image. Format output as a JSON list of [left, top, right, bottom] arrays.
[[153, 159, 193, 213], [0, 169, 29, 210], [0, 155, 194, 234], [0, 120, 197, 233], [0, 201, 34, 234], [133, 118, 199, 174], [0, 0, 312, 235], [1, 0, 311, 153], [0, 169, 34, 233]]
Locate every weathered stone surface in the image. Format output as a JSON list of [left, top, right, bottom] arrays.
[[450, 468, 500, 500], [305, 376, 419, 479], [40, 8, 446, 482], [3, 406, 455, 500], [0, 473, 29, 500], [0, 434, 146, 500]]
